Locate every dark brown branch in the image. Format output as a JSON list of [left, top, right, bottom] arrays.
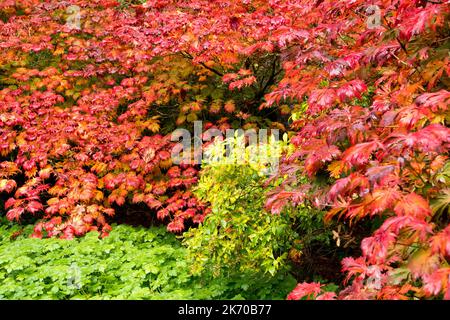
[[180, 51, 224, 77], [382, 16, 408, 54], [199, 61, 224, 77], [255, 56, 280, 101]]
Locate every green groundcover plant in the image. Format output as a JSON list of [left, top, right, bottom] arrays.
[[0, 220, 296, 300]]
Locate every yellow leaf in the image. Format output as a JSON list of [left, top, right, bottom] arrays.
[[186, 113, 198, 122], [328, 161, 343, 178]]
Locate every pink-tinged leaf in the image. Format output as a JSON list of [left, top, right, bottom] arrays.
[[307, 89, 338, 114], [422, 268, 450, 298], [241, 41, 274, 55], [103, 208, 115, 217], [157, 208, 170, 220], [238, 69, 252, 76], [168, 178, 183, 188], [365, 165, 396, 185], [304, 145, 341, 177], [415, 90, 450, 112], [26, 200, 43, 214], [411, 124, 450, 152], [229, 76, 256, 90], [398, 6, 442, 41], [222, 73, 238, 83], [342, 141, 382, 168], [361, 231, 396, 264], [295, 50, 331, 65], [327, 173, 369, 203], [132, 193, 145, 203], [398, 104, 431, 130], [325, 53, 363, 77], [394, 193, 432, 220], [182, 167, 198, 178], [379, 215, 432, 240], [182, 208, 196, 218], [167, 166, 181, 178], [6, 207, 24, 221], [4, 197, 16, 209], [364, 42, 401, 66], [338, 278, 374, 300], [192, 213, 206, 224], [265, 186, 310, 214], [158, 150, 171, 161], [112, 195, 125, 206], [0, 179, 16, 193], [167, 218, 184, 233], [371, 99, 393, 113], [430, 225, 450, 257], [144, 195, 162, 209], [387, 124, 450, 153], [364, 188, 402, 216], [273, 27, 309, 47], [287, 282, 322, 300], [337, 80, 367, 102], [341, 257, 374, 284]]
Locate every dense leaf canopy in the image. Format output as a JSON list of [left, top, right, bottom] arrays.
[[0, 0, 449, 300]]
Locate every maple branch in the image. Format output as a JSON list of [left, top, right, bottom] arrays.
[[396, 38, 408, 55], [180, 51, 224, 77], [433, 36, 450, 43], [255, 56, 281, 102], [199, 61, 224, 77], [250, 58, 260, 75], [391, 53, 410, 67], [405, 162, 427, 186], [382, 16, 408, 54]]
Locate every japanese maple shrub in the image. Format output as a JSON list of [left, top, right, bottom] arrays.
[[259, 0, 450, 300]]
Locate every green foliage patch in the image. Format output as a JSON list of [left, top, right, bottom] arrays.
[[0, 222, 295, 299], [183, 137, 297, 283]]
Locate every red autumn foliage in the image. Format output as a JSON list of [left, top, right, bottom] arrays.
[[0, 0, 449, 300], [257, 0, 449, 300]]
